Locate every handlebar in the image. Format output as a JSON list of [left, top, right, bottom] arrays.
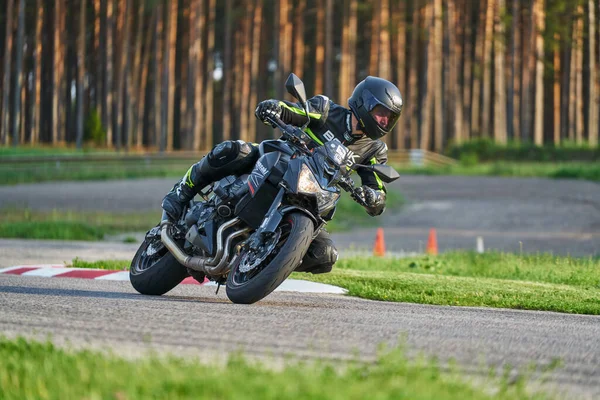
[[266, 115, 369, 207]]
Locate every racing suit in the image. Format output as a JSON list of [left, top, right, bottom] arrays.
[[162, 96, 389, 274]]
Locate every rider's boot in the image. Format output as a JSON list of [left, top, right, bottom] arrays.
[[296, 230, 338, 274], [162, 140, 259, 221]]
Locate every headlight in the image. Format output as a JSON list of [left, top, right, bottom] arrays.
[[297, 164, 321, 194], [297, 164, 340, 213]]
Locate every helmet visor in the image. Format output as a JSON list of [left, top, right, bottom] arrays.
[[369, 104, 400, 132]]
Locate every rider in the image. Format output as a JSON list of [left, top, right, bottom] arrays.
[[161, 76, 403, 275]]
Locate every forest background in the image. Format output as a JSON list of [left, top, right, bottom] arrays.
[[1, 0, 599, 154]]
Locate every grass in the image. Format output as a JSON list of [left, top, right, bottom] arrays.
[[295, 252, 600, 315], [394, 162, 600, 182], [0, 160, 194, 185], [0, 208, 159, 241], [69, 252, 600, 315], [0, 336, 548, 400]]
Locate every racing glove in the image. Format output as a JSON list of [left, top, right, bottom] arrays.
[[355, 186, 386, 216], [255, 100, 282, 126]]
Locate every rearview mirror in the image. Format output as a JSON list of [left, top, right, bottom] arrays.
[[285, 73, 308, 106], [367, 164, 400, 183]]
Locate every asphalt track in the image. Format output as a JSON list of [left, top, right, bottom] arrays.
[[1, 275, 599, 399], [0, 176, 599, 397]]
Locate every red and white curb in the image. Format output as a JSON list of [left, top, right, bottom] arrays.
[[0, 265, 347, 295]]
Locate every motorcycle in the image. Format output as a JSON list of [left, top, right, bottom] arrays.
[[129, 73, 400, 304]]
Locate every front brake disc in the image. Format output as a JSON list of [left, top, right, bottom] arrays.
[[238, 230, 281, 273]]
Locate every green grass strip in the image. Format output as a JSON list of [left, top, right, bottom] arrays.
[[70, 252, 600, 315], [0, 209, 159, 241], [296, 269, 600, 315], [0, 337, 546, 400]]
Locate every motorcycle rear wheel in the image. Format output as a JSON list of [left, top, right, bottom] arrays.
[[130, 236, 188, 296], [226, 212, 314, 304]]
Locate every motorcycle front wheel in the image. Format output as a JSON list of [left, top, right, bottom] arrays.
[[130, 234, 188, 296], [226, 212, 314, 304]]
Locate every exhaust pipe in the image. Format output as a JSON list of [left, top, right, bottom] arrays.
[[160, 218, 249, 275]]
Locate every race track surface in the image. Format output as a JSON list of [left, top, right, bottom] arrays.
[[1, 275, 599, 399], [0, 175, 598, 256]]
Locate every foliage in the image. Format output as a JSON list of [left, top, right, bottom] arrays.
[[84, 108, 107, 147], [0, 336, 546, 400]]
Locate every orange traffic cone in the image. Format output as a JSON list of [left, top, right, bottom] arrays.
[[426, 228, 438, 255], [373, 228, 386, 257]]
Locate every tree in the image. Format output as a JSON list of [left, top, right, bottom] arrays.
[[587, 0, 598, 146], [76, 0, 86, 149], [1, 0, 14, 145], [204, 0, 216, 149], [533, 0, 545, 145], [30, 0, 44, 144], [12, 0, 25, 146], [494, 0, 508, 144], [482, 0, 495, 138]]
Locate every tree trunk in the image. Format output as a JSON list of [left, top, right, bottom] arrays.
[[153, 1, 164, 149], [494, 0, 507, 144], [520, 1, 534, 142], [104, 0, 114, 146], [165, 0, 178, 151], [587, 0, 598, 146], [12, 0, 25, 146], [369, 1, 380, 75], [76, 0, 86, 149], [395, 0, 406, 148], [481, 0, 495, 138], [204, 0, 216, 149], [433, 0, 443, 151], [314, 5, 325, 93], [471, 1, 486, 136], [30, 0, 44, 144], [248, 0, 263, 144], [1, 0, 14, 145], [448, 0, 464, 144], [131, 0, 146, 149], [52, 0, 66, 144], [137, 7, 155, 148], [574, 6, 584, 144], [221, 0, 233, 141], [507, 0, 518, 140], [420, 3, 433, 150], [462, 0, 474, 139], [324, 0, 334, 96], [239, 0, 253, 142], [532, 0, 545, 145], [94, 0, 102, 116], [189, 0, 205, 150], [553, 34, 561, 144], [293, 0, 305, 78], [408, 2, 420, 148], [378, 0, 391, 80]]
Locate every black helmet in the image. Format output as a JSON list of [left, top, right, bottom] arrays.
[[348, 77, 403, 140]]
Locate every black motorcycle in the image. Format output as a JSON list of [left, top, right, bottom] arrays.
[[130, 74, 400, 304]]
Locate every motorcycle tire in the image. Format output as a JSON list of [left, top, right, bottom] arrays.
[[130, 237, 188, 296], [226, 212, 314, 304]]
